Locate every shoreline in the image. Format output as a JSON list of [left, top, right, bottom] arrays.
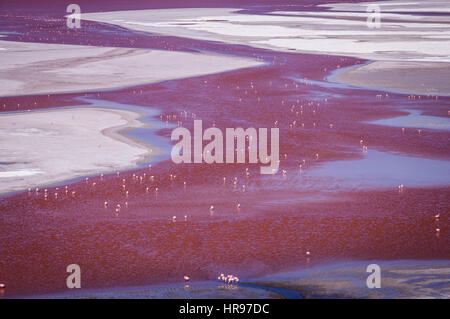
[[0, 106, 160, 195], [0, 40, 264, 97], [249, 259, 450, 299], [331, 60, 450, 97], [8, 259, 449, 299], [80, 2, 450, 97]]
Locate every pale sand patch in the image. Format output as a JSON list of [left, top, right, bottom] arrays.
[[82, 1, 450, 95], [0, 40, 264, 97], [320, 0, 450, 13], [0, 170, 43, 178], [371, 109, 450, 129], [274, 10, 450, 23], [82, 5, 450, 62], [332, 61, 450, 96], [0, 107, 154, 194]]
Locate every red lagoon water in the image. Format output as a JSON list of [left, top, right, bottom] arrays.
[[0, 3, 449, 297]]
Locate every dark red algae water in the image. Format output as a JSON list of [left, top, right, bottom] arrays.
[[0, 0, 448, 297]]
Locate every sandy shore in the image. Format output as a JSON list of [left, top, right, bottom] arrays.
[[0, 107, 154, 194], [0, 40, 263, 97], [81, 0, 450, 95], [331, 61, 450, 96], [250, 260, 450, 299]]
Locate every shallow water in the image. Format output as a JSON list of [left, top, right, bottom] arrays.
[[310, 149, 450, 189], [371, 109, 450, 131], [251, 259, 450, 298], [26, 281, 282, 299], [76, 97, 174, 165]]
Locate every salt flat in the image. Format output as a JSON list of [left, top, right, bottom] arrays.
[[82, 0, 450, 95], [0, 107, 153, 194], [81, 3, 450, 62], [0, 40, 263, 97], [332, 61, 450, 96]]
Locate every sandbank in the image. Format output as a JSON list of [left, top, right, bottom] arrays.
[[0, 107, 154, 194], [0, 40, 264, 97]]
